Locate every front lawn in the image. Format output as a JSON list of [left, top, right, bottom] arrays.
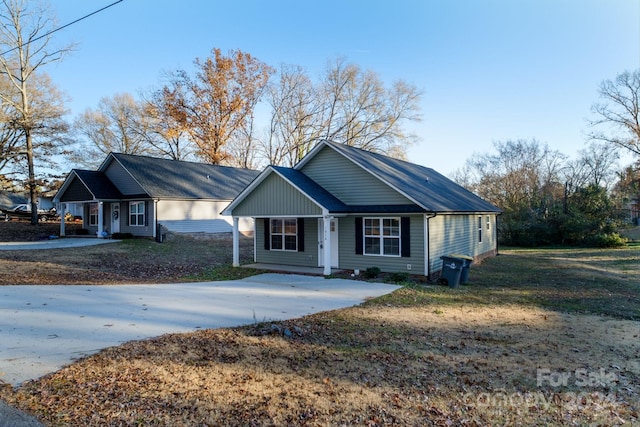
[[1, 246, 638, 426]]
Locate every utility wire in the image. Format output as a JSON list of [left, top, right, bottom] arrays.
[[0, 0, 125, 57]]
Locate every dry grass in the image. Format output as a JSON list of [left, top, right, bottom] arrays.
[[0, 222, 638, 425]]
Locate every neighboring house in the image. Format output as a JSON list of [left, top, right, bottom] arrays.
[[54, 153, 260, 238], [223, 140, 502, 278], [0, 192, 54, 211]]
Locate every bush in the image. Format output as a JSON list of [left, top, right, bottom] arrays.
[[363, 267, 381, 279], [112, 232, 134, 239], [583, 233, 628, 248], [389, 272, 410, 283], [75, 228, 89, 235]]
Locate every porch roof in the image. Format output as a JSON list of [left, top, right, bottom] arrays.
[[55, 170, 125, 202]]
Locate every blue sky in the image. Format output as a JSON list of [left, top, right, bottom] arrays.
[[48, 0, 640, 175]]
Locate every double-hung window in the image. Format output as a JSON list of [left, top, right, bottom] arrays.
[[364, 217, 400, 256], [129, 201, 145, 226], [270, 218, 297, 251]]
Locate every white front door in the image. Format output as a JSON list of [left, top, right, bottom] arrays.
[[111, 203, 120, 234], [318, 218, 339, 268]]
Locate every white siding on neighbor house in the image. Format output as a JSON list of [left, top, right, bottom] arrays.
[[427, 214, 497, 274], [104, 161, 145, 195], [157, 200, 253, 232]]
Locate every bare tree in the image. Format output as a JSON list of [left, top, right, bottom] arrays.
[[74, 93, 153, 163], [0, 73, 23, 178], [590, 69, 640, 157], [260, 64, 323, 166], [0, 0, 72, 224], [316, 58, 422, 158]]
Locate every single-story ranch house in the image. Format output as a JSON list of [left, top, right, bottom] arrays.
[[53, 153, 259, 239], [223, 140, 502, 278]]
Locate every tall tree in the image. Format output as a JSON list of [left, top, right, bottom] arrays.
[[316, 58, 422, 158], [141, 85, 195, 161], [261, 59, 423, 165], [261, 64, 323, 166], [0, 0, 72, 224], [74, 93, 153, 165], [590, 69, 640, 157], [165, 48, 273, 164]]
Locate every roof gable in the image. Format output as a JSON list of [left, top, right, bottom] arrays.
[[54, 170, 123, 202], [301, 141, 500, 213]]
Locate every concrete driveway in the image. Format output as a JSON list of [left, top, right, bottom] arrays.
[[0, 274, 399, 386]]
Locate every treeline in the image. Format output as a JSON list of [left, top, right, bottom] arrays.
[[454, 139, 638, 247], [69, 50, 423, 170]]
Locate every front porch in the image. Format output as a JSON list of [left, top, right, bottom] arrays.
[[242, 263, 346, 276]]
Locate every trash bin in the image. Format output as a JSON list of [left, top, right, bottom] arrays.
[[449, 254, 473, 284], [440, 255, 464, 287], [156, 223, 166, 243]]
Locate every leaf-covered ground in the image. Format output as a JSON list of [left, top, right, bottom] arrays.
[[0, 221, 638, 425], [0, 221, 255, 285]]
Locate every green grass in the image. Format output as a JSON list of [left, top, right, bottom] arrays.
[[369, 245, 640, 320]]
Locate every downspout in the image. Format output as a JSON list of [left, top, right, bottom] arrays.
[[425, 213, 437, 280], [153, 199, 159, 240], [495, 213, 501, 256]]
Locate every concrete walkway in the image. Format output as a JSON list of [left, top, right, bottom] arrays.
[[0, 237, 119, 250]]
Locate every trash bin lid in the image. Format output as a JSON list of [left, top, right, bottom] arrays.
[[449, 253, 473, 261]]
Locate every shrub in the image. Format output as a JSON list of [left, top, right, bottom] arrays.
[[389, 272, 410, 283], [75, 228, 89, 235], [112, 232, 134, 239], [583, 233, 628, 248], [364, 267, 381, 279]]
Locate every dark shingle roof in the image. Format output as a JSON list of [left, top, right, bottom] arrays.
[[73, 170, 123, 199], [271, 166, 347, 212], [323, 141, 501, 213], [109, 153, 260, 200]]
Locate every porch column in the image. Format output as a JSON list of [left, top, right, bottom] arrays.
[[232, 217, 240, 267], [323, 215, 332, 276], [97, 201, 104, 238], [59, 203, 66, 237]]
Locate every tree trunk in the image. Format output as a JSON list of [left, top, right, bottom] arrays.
[[26, 128, 38, 225]]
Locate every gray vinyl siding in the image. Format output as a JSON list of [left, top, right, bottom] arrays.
[[255, 218, 319, 267], [233, 173, 322, 217], [104, 160, 145, 196], [300, 146, 413, 205], [427, 214, 498, 273], [339, 215, 426, 275], [59, 177, 93, 202], [119, 200, 155, 237]]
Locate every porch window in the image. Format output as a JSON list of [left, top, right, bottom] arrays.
[[88, 203, 98, 226], [364, 217, 400, 256], [270, 218, 297, 251], [129, 201, 145, 226]]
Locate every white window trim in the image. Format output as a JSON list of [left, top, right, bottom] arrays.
[[363, 217, 401, 257], [478, 216, 483, 243], [129, 201, 145, 227], [270, 218, 298, 252]]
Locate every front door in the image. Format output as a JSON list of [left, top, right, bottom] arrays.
[[111, 203, 120, 234], [318, 218, 339, 267]]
